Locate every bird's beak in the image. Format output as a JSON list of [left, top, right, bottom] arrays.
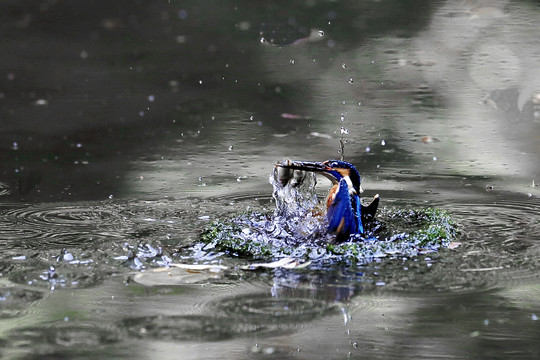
[[276, 160, 327, 172]]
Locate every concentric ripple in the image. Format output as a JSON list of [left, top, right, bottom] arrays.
[[214, 293, 337, 322], [0, 203, 130, 249], [8, 321, 122, 351], [121, 293, 337, 342], [121, 314, 251, 341]]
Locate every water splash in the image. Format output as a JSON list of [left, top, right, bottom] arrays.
[[270, 164, 319, 219], [201, 164, 459, 263]]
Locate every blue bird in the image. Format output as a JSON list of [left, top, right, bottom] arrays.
[[278, 160, 379, 241]]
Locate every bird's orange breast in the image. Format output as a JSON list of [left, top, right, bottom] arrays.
[[326, 184, 340, 209]]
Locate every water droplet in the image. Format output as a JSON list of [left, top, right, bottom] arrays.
[[198, 177, 203, 182], [371, 60, 375, 64], [340, 113, 345, 122], [177, 9, 188, 19], [249, 115, 254, 121], [342, 101, 346, 105], [365, 146, 371, 152], [341, 63, 347, 69], [138, 111, 144, 117], [376, 164, 381, 168], [318, 30, 325, 36], [228, 145, 233, 151], [381, 140, 386, 146], [340, 127, 349, 135], [108, 194, 114, 199], [11, 142, 18, 150], [348, 78, 354, 84], [260, 37, 266, 44], [148, 95, 155, 102], [358, 102, 362, 106], [199, 80, 203, 85], [433, 156, 437, 161], [532, 313, 538, 321], [289, 59, 295, 64]]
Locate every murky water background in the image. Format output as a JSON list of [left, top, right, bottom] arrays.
[[1, 0, 539, 359]]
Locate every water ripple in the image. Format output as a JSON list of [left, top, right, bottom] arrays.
[[7, 321, 122, 354], [0, 203, 129, 249], [121, 292, 337, 342], [0, 287, 44, 319]]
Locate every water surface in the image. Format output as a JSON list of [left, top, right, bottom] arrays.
[[1, 1, 539, 359]]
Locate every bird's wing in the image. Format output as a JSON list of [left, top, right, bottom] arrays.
[[327, 178, 359, 240]]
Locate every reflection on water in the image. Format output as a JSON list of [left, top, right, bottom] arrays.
[[0, 0, 539, 359]]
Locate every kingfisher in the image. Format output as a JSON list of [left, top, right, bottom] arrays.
[[277, 160, 379, 242]]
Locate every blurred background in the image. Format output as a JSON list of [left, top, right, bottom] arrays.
[[1, 0, 538, 202]]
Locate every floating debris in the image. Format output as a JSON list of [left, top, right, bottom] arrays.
[[241, 257, 311, 270]]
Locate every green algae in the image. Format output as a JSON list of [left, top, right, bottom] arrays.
[[201, 216, 274, 258], [200, 207, 459, 264]]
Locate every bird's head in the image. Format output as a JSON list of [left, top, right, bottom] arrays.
[[277, 159, 362, 195]]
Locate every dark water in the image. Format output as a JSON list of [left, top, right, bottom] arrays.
[[1, 0, 540, 359]]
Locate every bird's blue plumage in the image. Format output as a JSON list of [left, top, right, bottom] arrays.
[[326, 179, 363, 241], [277, 159, 378, 242]]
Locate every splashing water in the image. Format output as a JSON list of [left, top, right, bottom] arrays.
[[201, 162, 459, 263], [270, 164, 319, 218]]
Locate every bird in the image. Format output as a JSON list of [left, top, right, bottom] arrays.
[[277, 159, 379, 241]]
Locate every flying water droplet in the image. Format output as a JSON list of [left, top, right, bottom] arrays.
[[289, 59, 295, 64], [340, 127, 349, 135], [228, 145, 233, 151], [348, 78, 354, 84], [381, 140, 386, 146], [340, 113, 345, 121], [341, 63, 347, 69], [318, 30, 325, 36]]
